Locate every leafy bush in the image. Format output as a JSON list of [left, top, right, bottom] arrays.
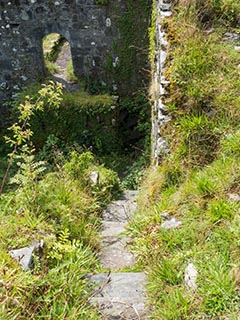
[[65, 151, 121, 201], [30, 89, 119, 155]]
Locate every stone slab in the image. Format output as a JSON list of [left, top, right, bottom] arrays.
[[8, 240, 43, 271], [91, 272, 148, 319], [9, 246, 35, 271], [100, 237, 135, 270], [101, 221, 126, 238], [184, 263, 198, 291], [102, 191, 137, 222], [122, 190, 138, 200], [161, 217, 182, 229]]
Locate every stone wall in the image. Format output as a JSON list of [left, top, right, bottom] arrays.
[[152, 0, 172, 165], [0, 0, 125, 102]]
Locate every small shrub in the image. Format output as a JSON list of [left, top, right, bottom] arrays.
[[64, 151, 94, 182]]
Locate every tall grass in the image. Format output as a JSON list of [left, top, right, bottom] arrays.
[[130, 0, 240, 318], [0, 148, 120, 318]]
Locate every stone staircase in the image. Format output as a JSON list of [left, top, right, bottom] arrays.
[[90, 190, 149, 319]]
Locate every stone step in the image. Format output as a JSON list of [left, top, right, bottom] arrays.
[[100, 237, 135, 270], [91, 191, 149, 317], [102, 191, 137, 222], [90, 272, 149, 320], [101, 221, 127, 238]]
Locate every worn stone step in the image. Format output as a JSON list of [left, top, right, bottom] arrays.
[[91, 191, 149, 317], [102, 191, 137, 222], [100, 237, 135, 270], [101, 221, 126, 238], [90, 272, 149, 320]]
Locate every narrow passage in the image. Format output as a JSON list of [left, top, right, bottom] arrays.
[[91, 190, 149, 319]]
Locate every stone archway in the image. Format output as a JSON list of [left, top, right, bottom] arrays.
[[0, 0, 125, 102], [42, 33, 77, 83]]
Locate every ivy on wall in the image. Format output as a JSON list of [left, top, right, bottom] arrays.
[[105, 0, 152, 94], [95, 0, 110, 4]]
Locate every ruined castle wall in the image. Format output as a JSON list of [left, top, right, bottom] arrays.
[[0, 0, 124, 101]]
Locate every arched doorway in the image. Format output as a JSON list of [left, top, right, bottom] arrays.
[[42, 33, 77, 83]]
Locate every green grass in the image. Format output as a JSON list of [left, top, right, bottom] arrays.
[[1, 1, 239, 318], [66, 60, 78, 82], [42, 33, 61, 54], [0, 150, 120, 319], [129, 1, 240, 319], [45, 59, 60, 74]]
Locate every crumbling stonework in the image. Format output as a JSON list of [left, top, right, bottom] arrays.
[[152, 0, 172, 165], [0, 0, 124, 102]]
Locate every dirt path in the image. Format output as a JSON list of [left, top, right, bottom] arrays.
[[52, 41, 79, 91], [54, 41, 71, 81]]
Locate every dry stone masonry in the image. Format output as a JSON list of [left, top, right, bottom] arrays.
[[0, 0, 125, 102], [152, 0, 172, 165]]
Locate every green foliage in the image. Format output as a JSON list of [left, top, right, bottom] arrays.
[[9, 146, 46, 187], [176, 114, 220, 166], [121, 150, 150, 190], [66, 60, 78, 82], [45, 59, 59, 74], [109, 0, 152, 93], [194, 0, 240, 27], [95, 0, 109, 4], [153, 257, 182, 286], [148, 1, 157, 68], [194, 173, 217, 198], [154, 288, 194, 320], [171, 34, 217, 84], [91, 165, 121, 201], [65, 151, 121, 201], [0, 242, 99, 319], [0, 81, 63, 197], [0, 158, 102, 318], [0, 79, 125, 319], [0, 147, 119, 318], [221, 131, 240, 157], [28, 89, 119, 155], [199, 254, 238, 315], [207, 197, 238, 223], [64, 151, 94, 181]]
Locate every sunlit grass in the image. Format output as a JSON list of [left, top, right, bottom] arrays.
[[130, 1, 240, 318]]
